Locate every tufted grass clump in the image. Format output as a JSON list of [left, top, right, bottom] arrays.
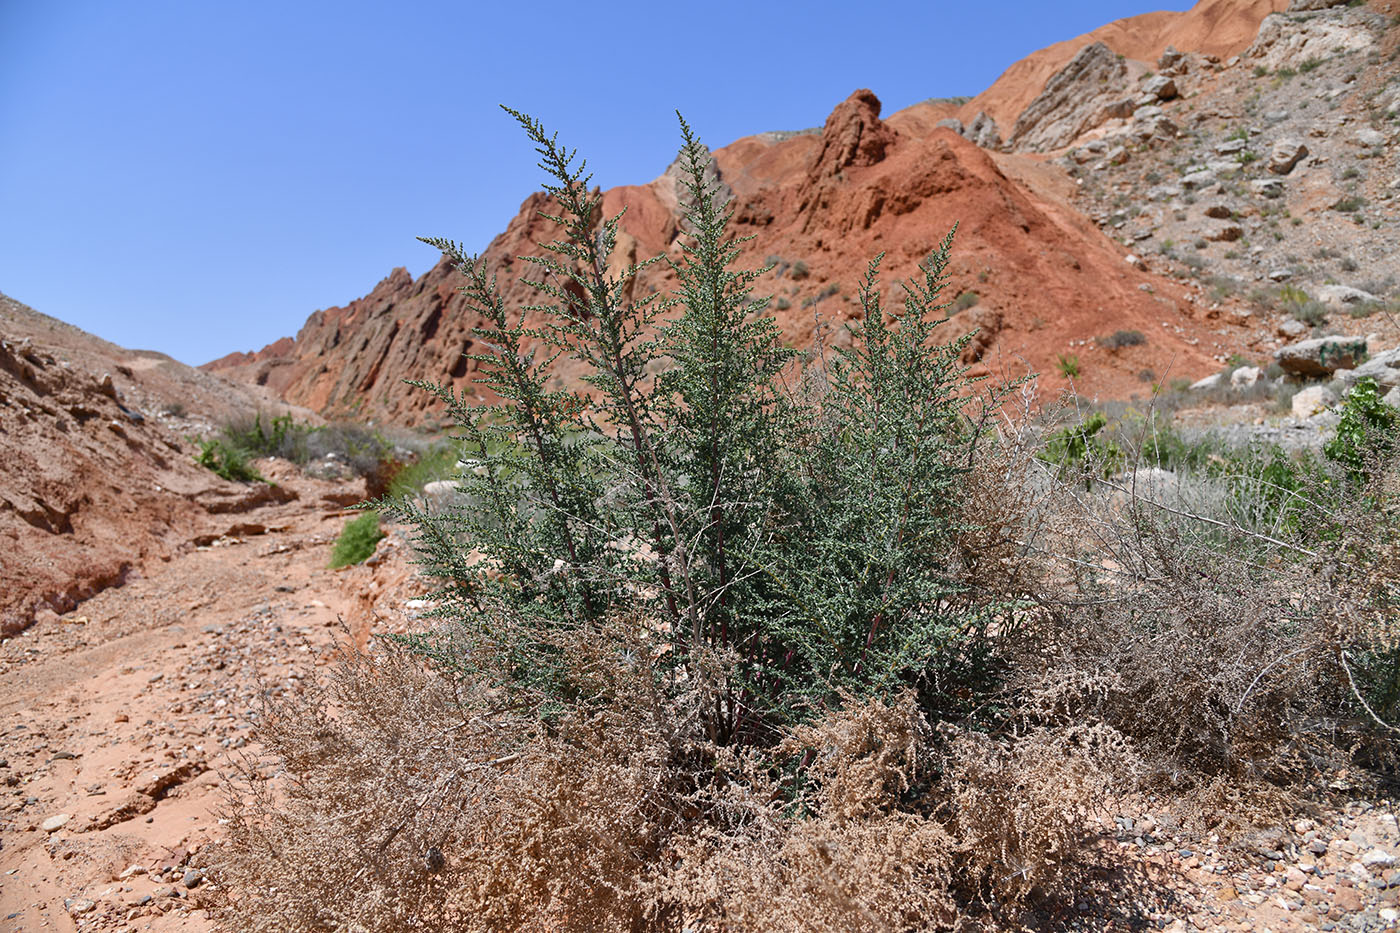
[[329, 511, 384, 568]]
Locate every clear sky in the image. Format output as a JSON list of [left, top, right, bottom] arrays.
[[0, 1, 1194, 366]]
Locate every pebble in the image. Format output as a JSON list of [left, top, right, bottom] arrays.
[[1361, 848, 1397, 869], [40, 813, 72, 832], [183, 868, 203, 889]]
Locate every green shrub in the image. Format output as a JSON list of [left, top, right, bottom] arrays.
[[1100, 330, 1146, 351], [1331, 196, 1367, 213], [1040, 413, 1124, 483], [329, 511, 384, 568], [1325, 377, 1400, 483], [387, 442, 460, 499], [193, 437, 263, 483], [951, 290, 979, 312], [1057, 353, 1081, 378], [1278, 284, 1328, 326], [388, 110, 1020, 738]]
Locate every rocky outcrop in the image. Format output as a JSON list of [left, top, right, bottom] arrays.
[[1268, 138, 1309, 174], [1246, 9, 1375, 72], [810, 89, 896, 176], [209, 82, 1239, 420], [934, 111, 1002, 149], [1007, 43, 1132, 152], [1274, 335, 1367, 377]]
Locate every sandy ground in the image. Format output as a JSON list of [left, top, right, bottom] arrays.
[[0, 464, 413, 932]]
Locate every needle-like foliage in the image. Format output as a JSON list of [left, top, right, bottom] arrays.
[[385, 108, 1015, 740]]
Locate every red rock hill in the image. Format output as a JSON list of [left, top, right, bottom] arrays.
[[205, 0, 1290, 425]]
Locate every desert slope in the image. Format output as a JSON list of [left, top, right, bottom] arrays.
[[0, 293, 312, 636]]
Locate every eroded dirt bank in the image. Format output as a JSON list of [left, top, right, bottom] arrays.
[[0, 466, 419, 933]]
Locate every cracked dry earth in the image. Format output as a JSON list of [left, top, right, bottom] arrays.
[[0, 466, 419, 933]]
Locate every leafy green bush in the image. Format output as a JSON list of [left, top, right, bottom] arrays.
[[386, 110, 1018, 740], [1278, 284, 1328, 326], [329, 511, 384, 568], [1057, 353, 1081, 378], [193, 437, 263, 483], [951, 290, 979, 312], [1325, 376, 1400, 482], [1040, 413, 1124, 483], [387, 442, 459, 499]]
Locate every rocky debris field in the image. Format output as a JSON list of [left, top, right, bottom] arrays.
[[1063, 3, 1399, 372]]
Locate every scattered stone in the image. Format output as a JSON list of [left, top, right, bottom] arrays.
[[1182, 170, 1218, 191], [1143, 74, 1179, 101], [1124, 253, 1145, 270], [1362, 849, 1398, 870], [183, 868, 204, 889], [1275, 335, 1367, 377], [1268, 139, 1309, 175], [1191, 373, 1224, 390], [1317, 284, 1381, 310], [63, 898, 95, 916], [1355, 128, 1386, 148], [1216, 138, 1247, 156], [1204, 204, 1234, 219], [41, 813, 72, 832], [1278, 319, 1308, 338], [1334, 349, 1400, 391], [119, 864, 147, 880], [1204, 222, 1243, 242], [1231, 366, 1262, 388], [1250, 178, 1285, 198], [1293, 385, 1338, 419]]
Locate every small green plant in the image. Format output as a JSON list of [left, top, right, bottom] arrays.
[[1299, 57, 1323, 74], [1332, 196, 1366, 213], [951, 290, 980, 312], [1057, 353, 1081, 378], [329, 511, 385, 568], [387, 443, 460, 499], [1252, 64, 1269, 78], [1041, 412, 1124, 484], [1277, 284, 1328, 326], [789, 259, 810, 280], [1325, 377, 1399, 483], [193, 437, 264, 483]]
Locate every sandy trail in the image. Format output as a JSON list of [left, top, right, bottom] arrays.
[[0, 469, 399, 932]]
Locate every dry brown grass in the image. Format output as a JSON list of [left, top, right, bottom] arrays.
[[213, 401, 1400, 931]]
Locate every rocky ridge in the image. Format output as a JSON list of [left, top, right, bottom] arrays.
[[206, 0, 1397, 427]]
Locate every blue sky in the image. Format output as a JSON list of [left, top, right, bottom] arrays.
[[0, 1, 1193, 365]]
